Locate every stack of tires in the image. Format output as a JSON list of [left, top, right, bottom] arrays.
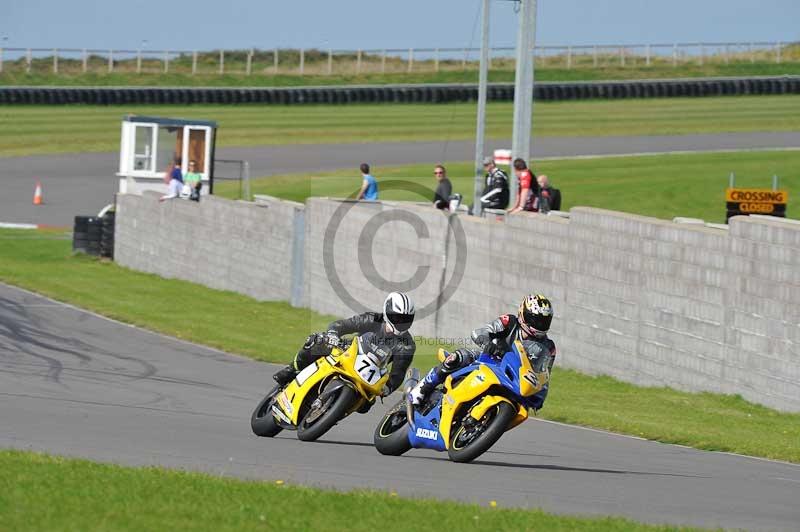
[[72, 212, 115, 258], [100, 212, 115, 259]]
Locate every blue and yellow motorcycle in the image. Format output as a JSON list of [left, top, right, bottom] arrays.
[[374, 340, 550, 463]]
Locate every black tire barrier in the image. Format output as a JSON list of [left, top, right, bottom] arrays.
[[3, 76, 798, 106]]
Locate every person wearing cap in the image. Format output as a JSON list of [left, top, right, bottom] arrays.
[[479, 156, 510, 211]]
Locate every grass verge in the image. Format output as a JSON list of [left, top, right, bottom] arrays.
[[217, 150, 800, 223], [0, 450, 697, 531], [1, 95, 799, 157], [2, 59, 800, 87], [1, 228, 799, 462]]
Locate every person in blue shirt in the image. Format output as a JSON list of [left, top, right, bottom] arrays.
[[356, 163, 378, 201]]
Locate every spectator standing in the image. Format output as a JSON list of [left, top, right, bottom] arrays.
[[508, 158, 539, 214], [536, 174, 561, 213], [160, 156, 184, 202], [479, 156, 510, 210], [356, 163, 379, 201], [432, 164, 452, 210]]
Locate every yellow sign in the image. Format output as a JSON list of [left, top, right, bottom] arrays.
[[725, 188, 788, 204]]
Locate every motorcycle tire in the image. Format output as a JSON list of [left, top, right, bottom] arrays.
[[373, 399, 411, 456], [447, 402, 516, 463], [250, 386, 283, 437], [296, 381, 356, 442]]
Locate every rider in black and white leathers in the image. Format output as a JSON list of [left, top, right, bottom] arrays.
[[479, 159, 510, 210], [273, 293, 416, 397], [410, 294, 556, 411]]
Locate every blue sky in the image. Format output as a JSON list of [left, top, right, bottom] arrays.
[[3, 0, 798, 51]]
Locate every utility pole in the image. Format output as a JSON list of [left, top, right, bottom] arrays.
[[509, 0, 537, 205], [473, 0, 491, 217]]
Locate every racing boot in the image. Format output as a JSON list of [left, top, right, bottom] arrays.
[[273, 365, 297, 387], [408, 369, 438, 407]]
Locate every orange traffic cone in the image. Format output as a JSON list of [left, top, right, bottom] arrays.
[[33, 181, 43, 205]]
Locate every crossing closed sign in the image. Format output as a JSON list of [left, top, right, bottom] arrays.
[[726, 188, 788, 220]]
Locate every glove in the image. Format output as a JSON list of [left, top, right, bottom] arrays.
[[486, 338, 509, 357], [322, 331, 340, 349]]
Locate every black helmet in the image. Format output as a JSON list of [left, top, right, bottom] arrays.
[[383, 292, 415, 334], [518, 294, 553, 338]]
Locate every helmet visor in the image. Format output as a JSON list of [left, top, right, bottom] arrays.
[[528, 313, 552, 333], [386, 312, 414, 332]]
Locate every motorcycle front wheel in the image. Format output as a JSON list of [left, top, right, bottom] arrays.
[[373, 399, 411, 456], [447, 402, 516, 463], [251, 386, 283, 437], [296, 380, 356, 442]]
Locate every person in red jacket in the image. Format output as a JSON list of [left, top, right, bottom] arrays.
[[508, 158, 539, 214]]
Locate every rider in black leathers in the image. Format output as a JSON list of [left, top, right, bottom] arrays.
[[409, 294, 556, 411], [273, 292, 416, 398], [479, 157, 510, 210]]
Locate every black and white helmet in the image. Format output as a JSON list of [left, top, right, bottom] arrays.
[[383, 292, 415, 334]]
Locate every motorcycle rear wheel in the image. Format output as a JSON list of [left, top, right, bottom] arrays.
[[447, 402, 516, 463], [251, 386, 283, 437], [373, 399, 411, 456], [296, 380, 356, 442]]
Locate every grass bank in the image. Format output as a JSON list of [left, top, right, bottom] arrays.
[[0, 450, 696, 531], [2, 95, 799, 157], [217, 150, 800, 223], [2, 59, 799, 87], [1, 228, 798, 462]]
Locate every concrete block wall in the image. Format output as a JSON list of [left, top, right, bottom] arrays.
[[115, 194, 800, 411], [115, 192, 304, 302]]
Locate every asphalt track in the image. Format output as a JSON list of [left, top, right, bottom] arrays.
[[2, 131, 799, 227], [2, 283, 799, 530]]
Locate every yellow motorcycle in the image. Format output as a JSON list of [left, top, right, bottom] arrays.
[[374, 341, 550, 463], [251, 333, 391, 442]]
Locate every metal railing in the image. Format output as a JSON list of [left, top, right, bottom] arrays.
[[0, 41, 797, 77], [213, 159, 250, 200]]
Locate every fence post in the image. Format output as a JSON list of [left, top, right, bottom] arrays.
[[299, 48, 304, 75], [619, 47, 625, 67], [219, 50, 224, 74], [26, 48, 32, 73], [724, 44, 729, 65], [82, 48, 88, 73], [645, 44, 651, 66], [246, 49, 252, 75], [192, 51, 197, 75], [749, 42, 754, 63], [164, 50, 169, 73], [0, 48, 3, 74], [672, 43, 677, 67], [53, 48, 58, 74], [108, 49, 113, 73], [566, 45, 572, 69], [407, 48, 413, 72], [593, 45, 598, 67], [327, 48, 332, 75], [274, 48, 278, 73], [462, 48, 467, 70], [356, 49, 362, 74], [243, 160, 251, 201], [137, 49, 142, 73], [699, 44, 704, 66], [434, 48, 439, 72], [776, 42, 782, 64], [381, 49, 386, 73]]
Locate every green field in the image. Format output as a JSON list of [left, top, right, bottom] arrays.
[[1, 228, 798, 462], [3, 59, 800, 87], [2, 95, 799, 157], [0, 450, 699, 532], [216, 150, 800, 223]]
